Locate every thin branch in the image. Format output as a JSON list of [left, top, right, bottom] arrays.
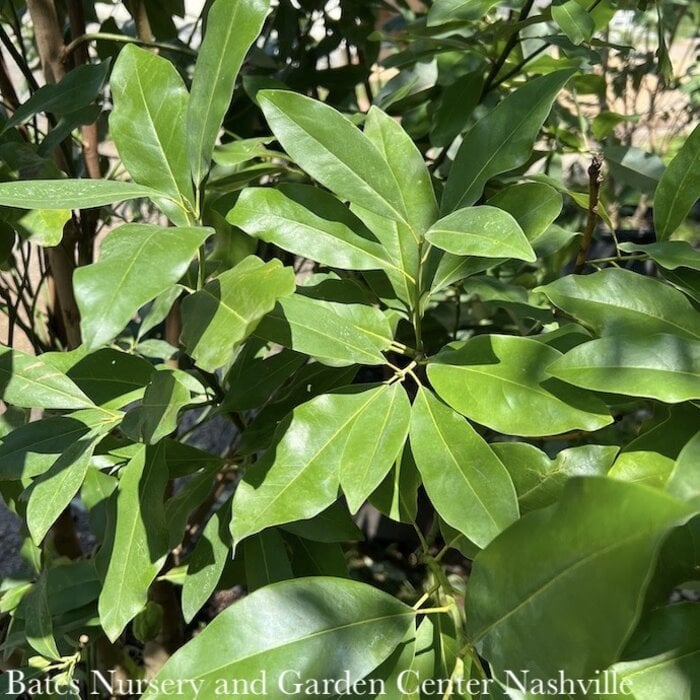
[[61, 33, 196, 64], [574, 154, 603, 273]]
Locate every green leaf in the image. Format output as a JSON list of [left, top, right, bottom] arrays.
[[227, 187, 391, 271], [538, 268, 700, 341], [654, 123, 700, 240], [259, 90, 408, 222], [548, 333, 700, 403], [188, 0, 271, 185], [467, 477, 695, 682], [667, 431, 700, 502], [181, 256, 295, 372], [610, 404, 700, 490], [244, 529, 294, 592], [42, 347, 155, 409], [255, 294, 392, 367], [492, 442, 618, 513], [23, 572, 60, 661], [282, 500, 363, 543], [551, 1, 595, 45], [431, 72, 484, 148], [605, 603, 700, 699], [15, 208, 71, 246], [364, 105, 438, 236], [26, 435, 99, 544], [121, 370, 191, 444], [410, 388, 519, 547], [370, 444, 422, 524], [181, 500, 231, 624], [230, 386, 390, 552], [487, 183, 563, 241], [4, 62, 109, 130], [619, 240, 700, 271], [339, 382, 411, 514], [0, 409, 117, 481], [223, 346, 305, 411], [428, 335, 612, 437], [99, 443, 169, 642], [442, 70, 575, 213], [603, 145, 665, 194], [427, 0, 500, 25], [425, 206, 536, 262], [284, 534, 348, 578], [0, 179, 161, 210], [0, 347, 94, 409], [74, 223, 210, 351], [110, 44, 194, 218], [141, 577, 413, 699]]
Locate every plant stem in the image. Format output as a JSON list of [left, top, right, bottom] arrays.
[[574, 154, 604, 273], [62, 33, 196, 63]]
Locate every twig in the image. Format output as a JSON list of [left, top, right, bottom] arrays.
[[61, 33, 196, 63], [574, 154, 603, 273]]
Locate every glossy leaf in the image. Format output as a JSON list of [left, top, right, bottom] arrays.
[[42, 348, 155, 409], [410, 388, 519, 547], [603, 145, 665, 194], [181, 256, 295, 372], [142, 578, 414, 699], [428, 335, 612, 437], [619, 240, 700, 271], [23, 572, 60, 661], [0, 409, 118, 481], [605, 603, 700, 699], [110, 44, 194, 216], [548, 333, 700, 403], [425, 206, 536, 262], [492, 442, 618, 513], [364, 104, 438, 236], [339, 382, 411, 514], [427, 0, 500, 25], [654, 123, 700, 240], [227, 187, 391, 271], [26, 435, 99, 544], [0, 347, 93, 410], [442, 70, 575, 212], [4, 62, 109, 130], [552, 1, 594, 45], [666, 431, 700, 502], [188, 0, 271, 185], [255, 294, 392, 366], [370, 444, 422, 524], [259, 90, 408, 222], [487, 183, 563, 241], [99, 444, 169, 642], [231, 386, 390, 551], [538, 268, 700, 340], [244, 529, 294, 592], [0, 180, 160, 210], [182, 500, 231, 624], [467, 477, 695, 681], [121, 370, 191, 444], [74, 223, 210, 351]]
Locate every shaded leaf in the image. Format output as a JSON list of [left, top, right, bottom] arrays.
[[442, 70, 575, 212], [653, 123, 700, 240], [181, 256, 295, 372], [548, 333, 700, 403], [538, 268, 700, 341], [428, 335, 612, 437], [244, 529, 294, 592], [552, 1, 594, 45], [467, 478, 695, 682], [74, 223, 210, 351]]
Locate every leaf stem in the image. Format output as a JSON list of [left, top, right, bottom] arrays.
[[61, 33, 196, 64]]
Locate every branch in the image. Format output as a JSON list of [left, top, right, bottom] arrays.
[[62, 33, 196, 64], [574, 154, 604, 274]]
